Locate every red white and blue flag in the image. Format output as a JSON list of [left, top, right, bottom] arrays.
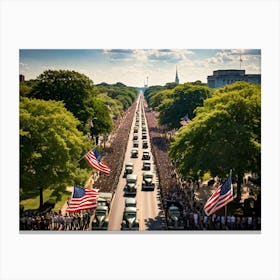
[[204, 175, 234, 216], [85, 149, 110, 174], [66, 186, 99, 212]]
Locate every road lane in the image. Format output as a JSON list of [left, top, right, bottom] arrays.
[[108, 92, 163, 231]]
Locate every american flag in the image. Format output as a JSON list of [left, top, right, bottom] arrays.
[[204, 175, 234, 216], [85, 149, 110, 174], [66, 186, 99, 212]]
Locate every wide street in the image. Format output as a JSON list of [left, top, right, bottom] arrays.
[[108, 93, 164, 231]]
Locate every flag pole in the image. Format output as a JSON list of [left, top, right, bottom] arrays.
[[225, 169, 233, 227]]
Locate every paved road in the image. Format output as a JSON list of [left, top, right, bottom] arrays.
[[108, 92, 163, 231]]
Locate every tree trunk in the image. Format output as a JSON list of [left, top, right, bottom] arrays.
[[39, 187, 44, 209]]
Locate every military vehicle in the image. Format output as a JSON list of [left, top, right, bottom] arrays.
[[133, 126, 138, 133], [142, 133, 147, 140], [92, 192, 113, 230], [133, 140, 139, 148], [121, 207, 139, 230], [142, 160, 151, 171], [142, 126, 147, 132], [142, 151, 150, 160], [125, 197, 137, 208], [124, 162, 134, 177], [166, 204, 185, 230], [125, 174, 137, 196], [133, 133, 138, 140], [142, 140, 148, 149], [142, 171, 155, 190], [131, 148, 138, 158]]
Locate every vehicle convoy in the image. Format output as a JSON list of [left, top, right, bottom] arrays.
[[142, 171, 155, 190], [92, 192, 113, 230], [166, 204, 185, 230], [121, 207, 139, 230], [125, 174, 137, 196]]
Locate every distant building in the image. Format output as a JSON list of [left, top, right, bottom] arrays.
[[175, 67, 179, 84], [207, 69, 261, 88], [19, 74, 25, 82]]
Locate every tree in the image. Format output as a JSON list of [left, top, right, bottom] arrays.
[[88, 98, 114, 136], [149, 89, 174, 110], [158, 83, 212, 129], [30, 70, 98, 129], [20, 97, 92, 208], [169, 82, 261, 200]]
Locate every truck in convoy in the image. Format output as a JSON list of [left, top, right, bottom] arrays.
[[121, 207, 139, 230], [124, 162, 134, 177], [166, 201, 185, 230], [142, 151, 150, 160], [92, 192, 113, 230], [131, 148, 138, 158], [125, 197, 137, 208], [142, 160, 151, 171], [142, 140, 148, 149], [125, 174, 137, 196], [142, 171, 155, 191]]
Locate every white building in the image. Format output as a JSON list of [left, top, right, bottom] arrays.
[[207, 69, 261, 88]]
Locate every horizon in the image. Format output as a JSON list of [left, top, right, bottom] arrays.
[[20, 49, 261, 87]]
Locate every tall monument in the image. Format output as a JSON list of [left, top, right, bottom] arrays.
[[175, 66, 179, 84]]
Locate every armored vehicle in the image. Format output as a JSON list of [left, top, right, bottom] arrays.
[[142, 126, 147, 132], [142, 151, 150, 160], [125, 174, 137, 196], [121, 207, 139, 230], [133, 133, 138, 140], [142, 171, 155, 190], [142, 133, 147, 140], [131, 148, 138, 158], [133, 126, 138, 133]]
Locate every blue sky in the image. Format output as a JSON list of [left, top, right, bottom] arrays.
[[19, 49, 261, 87]]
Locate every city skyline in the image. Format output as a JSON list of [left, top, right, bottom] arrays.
[[19, 49, 261, 87]]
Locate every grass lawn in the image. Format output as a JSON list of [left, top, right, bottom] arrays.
[[20, 188, 72, 213]]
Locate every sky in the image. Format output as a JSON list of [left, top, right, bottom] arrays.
[[19, 49, 261, 87]]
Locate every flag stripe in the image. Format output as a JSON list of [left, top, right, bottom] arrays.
[[85, 150, 110, 174], [66, 187, 99, 213], [204, 176, 233, 216]]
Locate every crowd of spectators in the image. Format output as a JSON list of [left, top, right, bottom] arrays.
[[93, 102, 137, 193], [144, 108, 261, 231], [20, 210, 93, 231]]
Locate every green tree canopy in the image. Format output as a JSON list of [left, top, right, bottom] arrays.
[[149, 89, 174, 110], [30, 70, 99, 129], [158, 83, 212, 129], [169, 82, 261, 198], [20, 97, 92, 207]]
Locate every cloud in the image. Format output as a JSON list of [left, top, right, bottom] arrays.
[[19, 62, 30, 70], [103, 49, 194, 64]]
